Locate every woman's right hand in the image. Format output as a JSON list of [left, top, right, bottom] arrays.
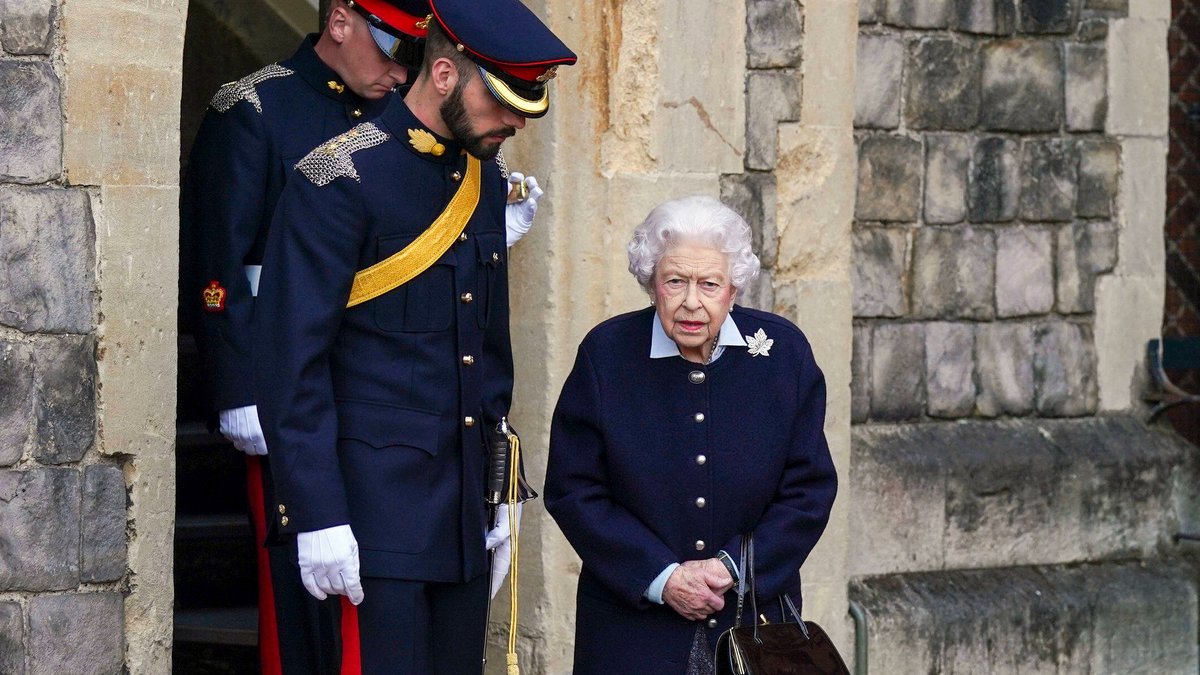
[[663, 562, 730, 621]]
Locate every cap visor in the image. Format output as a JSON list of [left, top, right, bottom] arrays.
[[479, 67, 548, 118]]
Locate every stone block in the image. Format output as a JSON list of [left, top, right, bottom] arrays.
[[912, 227, 996, 319], [746, 70, 801, 170], [0, 0, 55, 55], [870, 323, 926, 421], [82, 465, 126, 583], [996, 228, 1055, 317], [854, 34, 903, 129], [747, 0, 803, 68], [859, 0, 879, 22], [924, 134, 970, 224], [1018, 0, 1077, 33], [738, 268, 775, 312], [29, 593, 123, 675], [0, 602, 22, 674], [1077, 18, 1108, 41], [1034, 321, 1098, 415], [884, 0, 952, 27], [955, 0, 1017, 34], [852, 228, 908, 317], [976, 322, 1035, 415], [33, 336, 96, 464], [0, 468, 80, 590], [980, 40, 1064, 131], [852, 324, 871, 423], [1085, 0, 1127, 11], [720, 172, 778, 268], [1076, 138, 1119, 217], [904, 37, 980, 130], [969, 136, 1020, 222], [1066, 43, 1106, 130], [1020, 139, 1077, 222], [0, 61, 61, 183], [925, 322, 975, 417], [1107, 19, 1169, 137], [1056, 221, 1118, 313], [0, 188, 95, 333], [856, 135, 922, 222], [0, 341, 34, 465]]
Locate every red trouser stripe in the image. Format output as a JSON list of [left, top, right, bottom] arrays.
[[340, 596, 363, 674], [246, 456, 284, 675]]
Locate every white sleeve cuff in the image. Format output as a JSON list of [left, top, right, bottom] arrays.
[[644, 563, 680, 605]]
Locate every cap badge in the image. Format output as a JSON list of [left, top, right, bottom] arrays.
[[327, 80, 345, 94], [416, 14, 432, 29], [536, 66, 560, 83], [203, 280, 228, 312], [746, 328, 773, 358], [408, 128, 446, 157]]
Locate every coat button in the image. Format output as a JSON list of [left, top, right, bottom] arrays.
[[694, 413, 705, 423], [461, 292, 474, 303], [280, 516, 289, 527], [695, 540, 706, 551], [689, 371, 705, 384], [452, 171, 462, 182], [492, 252, 500, 262], [464, 416, 476, 427], [277, 504, 286, 515], [459, 232, 468, 242], [707, 618, 718, 629], [695, 497, 706, 508], [696, 455, 707, 465], [462, 354, 475, 366]]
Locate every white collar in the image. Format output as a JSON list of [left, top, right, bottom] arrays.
[[650, 311, 747, 360]]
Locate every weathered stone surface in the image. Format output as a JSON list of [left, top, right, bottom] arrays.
[[29, 593, 123, 675], [0, 340, 34, 466], [0, 188, 95, 332], [1034, 321, 1097, 416], [1018, 0, 1077, 33], [853, 228, 908, 317], [1076, 18, 1108, 41], [1084, 0, 1127, 11], [912, 227, 996, 319], [746, 69, 801, 170], [955, 0, 1017, 34], [854, 34, 903, 129], [905, 37, 980, 130], [924, 134, 970, 224], [81, 465, 126, 583], [1020, 139, 1077, 222], [969, 136, 1019, 222], [856, 135, 922, 222], [0, 61, 61, 183], [925, 322, 975, 417], [747, 0, 803, 68], [1066, 43, 1106, 130], [1056, 221, 1118, 313], [870, 323, 926, 421], [976, 322, 1035, 415], [33, 336, 96, 464], [738, 268, 775, 312], [996, 228, 1055, 316], [0, 468, 80, 590], [884, 0, 952, 27], [0, 601, 22, 674], [852, 323, 871, 423], [1076, 138, 1119, 218], [0, 0, 55, 55], [859, 0, 879, 23], [721, 172, 778, 268], [980, 40, 1064, 131]]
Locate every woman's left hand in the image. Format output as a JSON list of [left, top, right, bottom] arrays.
[[662, 563, 729, 621]]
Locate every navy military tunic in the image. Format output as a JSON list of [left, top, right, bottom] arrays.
[[545, 306, 837, 674], [252, 93, 512, 583]]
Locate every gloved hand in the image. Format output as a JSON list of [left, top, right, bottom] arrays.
[[297, 524, 364, 605], [218, 405, 268, 456], [504, 173, 544, 247], [486, 503, 522, 599]]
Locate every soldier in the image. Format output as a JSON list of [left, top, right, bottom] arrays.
[[250, 0, 575, 671], [182, 0, 543, 671]]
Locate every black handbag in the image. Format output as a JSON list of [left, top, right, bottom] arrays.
[[713, 536, 850, 675]]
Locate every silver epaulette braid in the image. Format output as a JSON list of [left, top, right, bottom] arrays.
[[294, 123, 390, 187], [210, 64, 295, 114]]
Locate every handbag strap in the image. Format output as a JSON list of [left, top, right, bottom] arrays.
[[736, 533, 812, 641], [733, 535, 749, 628]]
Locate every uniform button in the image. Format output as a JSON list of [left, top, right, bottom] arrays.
[[707, 618, 718, 628], [460, 292, 474, 303], [696, 455, 707, 466], [694, 413, 705, 423], [689, 370, 705, 384], [277, 504, 286, 515], [452, 171, 462, 182], [352, 109, 363, 118], [462, 354, 475, 366], [458, 232, 469, 242], [280, 516, 289, 527], [464, 416, 476, 427], [695, 497, 706, 508], [695, 540, 706, 551]]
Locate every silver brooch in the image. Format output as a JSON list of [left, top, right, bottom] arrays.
[[746, 328, 773, 358]]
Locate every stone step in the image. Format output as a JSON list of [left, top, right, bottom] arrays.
[[174, 512, 257, 611], [850, 563, 1198, 674], [174, 606, 257, 646]]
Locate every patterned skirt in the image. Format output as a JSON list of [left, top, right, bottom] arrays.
[[685, 624, 715, 674]]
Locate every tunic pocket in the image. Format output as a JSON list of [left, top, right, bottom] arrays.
[[372, 233, 456, 333], [475, 232, 505, 329]]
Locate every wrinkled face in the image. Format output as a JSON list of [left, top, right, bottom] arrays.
[[441, 69, 528, 160], [652, 242, 736, 364], [342, 13, 409, 99]]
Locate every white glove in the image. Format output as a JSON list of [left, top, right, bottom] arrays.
[[486, 503, 522, 599], [218, 405, 268, 456], [504, 173, 544, 247], [297, 524, 364, 605]]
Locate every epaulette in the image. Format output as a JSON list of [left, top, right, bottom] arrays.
[[294, 123, 390, 187], [209, 64, 295, 114]]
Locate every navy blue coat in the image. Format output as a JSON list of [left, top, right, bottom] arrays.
[[183, 36, 389, 412], [252, 95, 512, 582], [545, 306, 837, 674]]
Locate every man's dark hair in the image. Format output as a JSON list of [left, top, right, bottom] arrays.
[[421, 20, 476, 81]]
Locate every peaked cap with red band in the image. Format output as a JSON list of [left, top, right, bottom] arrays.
[[428, 0, 577, 118], [347, 0, 431, 67]]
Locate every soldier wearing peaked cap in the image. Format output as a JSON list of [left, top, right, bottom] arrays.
[[250, 0, 575, 671]]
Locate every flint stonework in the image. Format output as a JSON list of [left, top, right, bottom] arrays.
[[913, 227, 996, 319], [1056, 221, 1118, 313], [0, 0, 55, 55], [747, 0, 804, 68], [905, 38, 980, 130], [860, 0, 880, 23], [0, 340, 34, 465], [855, 35, 903, 129], [969, 136, 1019, 222], [34, 336, 96, 464], [1077, 18, 1108, 41], [721, 172, 778, 268], [1084, 0, 1127, 11], [29, 593, 123, 675], [1077, 139, 1119, 218], [1018, 0, 1077, 34], [747, 70, 801, 170], [1066, 44, 1106, 131], [853, 228, 908, 317], [870, 323, 926, 421], [926, 322, 976, 417], [0, 602, 21, 674], [976, 322, 1035, 416], [924, 134, 970, 224], [0, 468, 80, 591], [1020, 139, 1077, 222], [82, 465, 127, 583], [884, 0, 952, 28], [1034, 322, 1098, 416], [980, 40, 1063, 132], [852, 324, 871, 423], [0, 61, 61, 183], [996, 228, 1055, 317], [856, 135, 923, 222], [955, 0, 1017, 34]]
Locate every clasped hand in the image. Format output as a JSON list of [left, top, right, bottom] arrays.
[[662, 558, 735, 622]]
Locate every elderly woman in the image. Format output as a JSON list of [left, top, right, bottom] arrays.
[[544, 195, 838, 673]]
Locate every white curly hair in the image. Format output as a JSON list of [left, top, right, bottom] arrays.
[[626, 195, 761, 292]]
